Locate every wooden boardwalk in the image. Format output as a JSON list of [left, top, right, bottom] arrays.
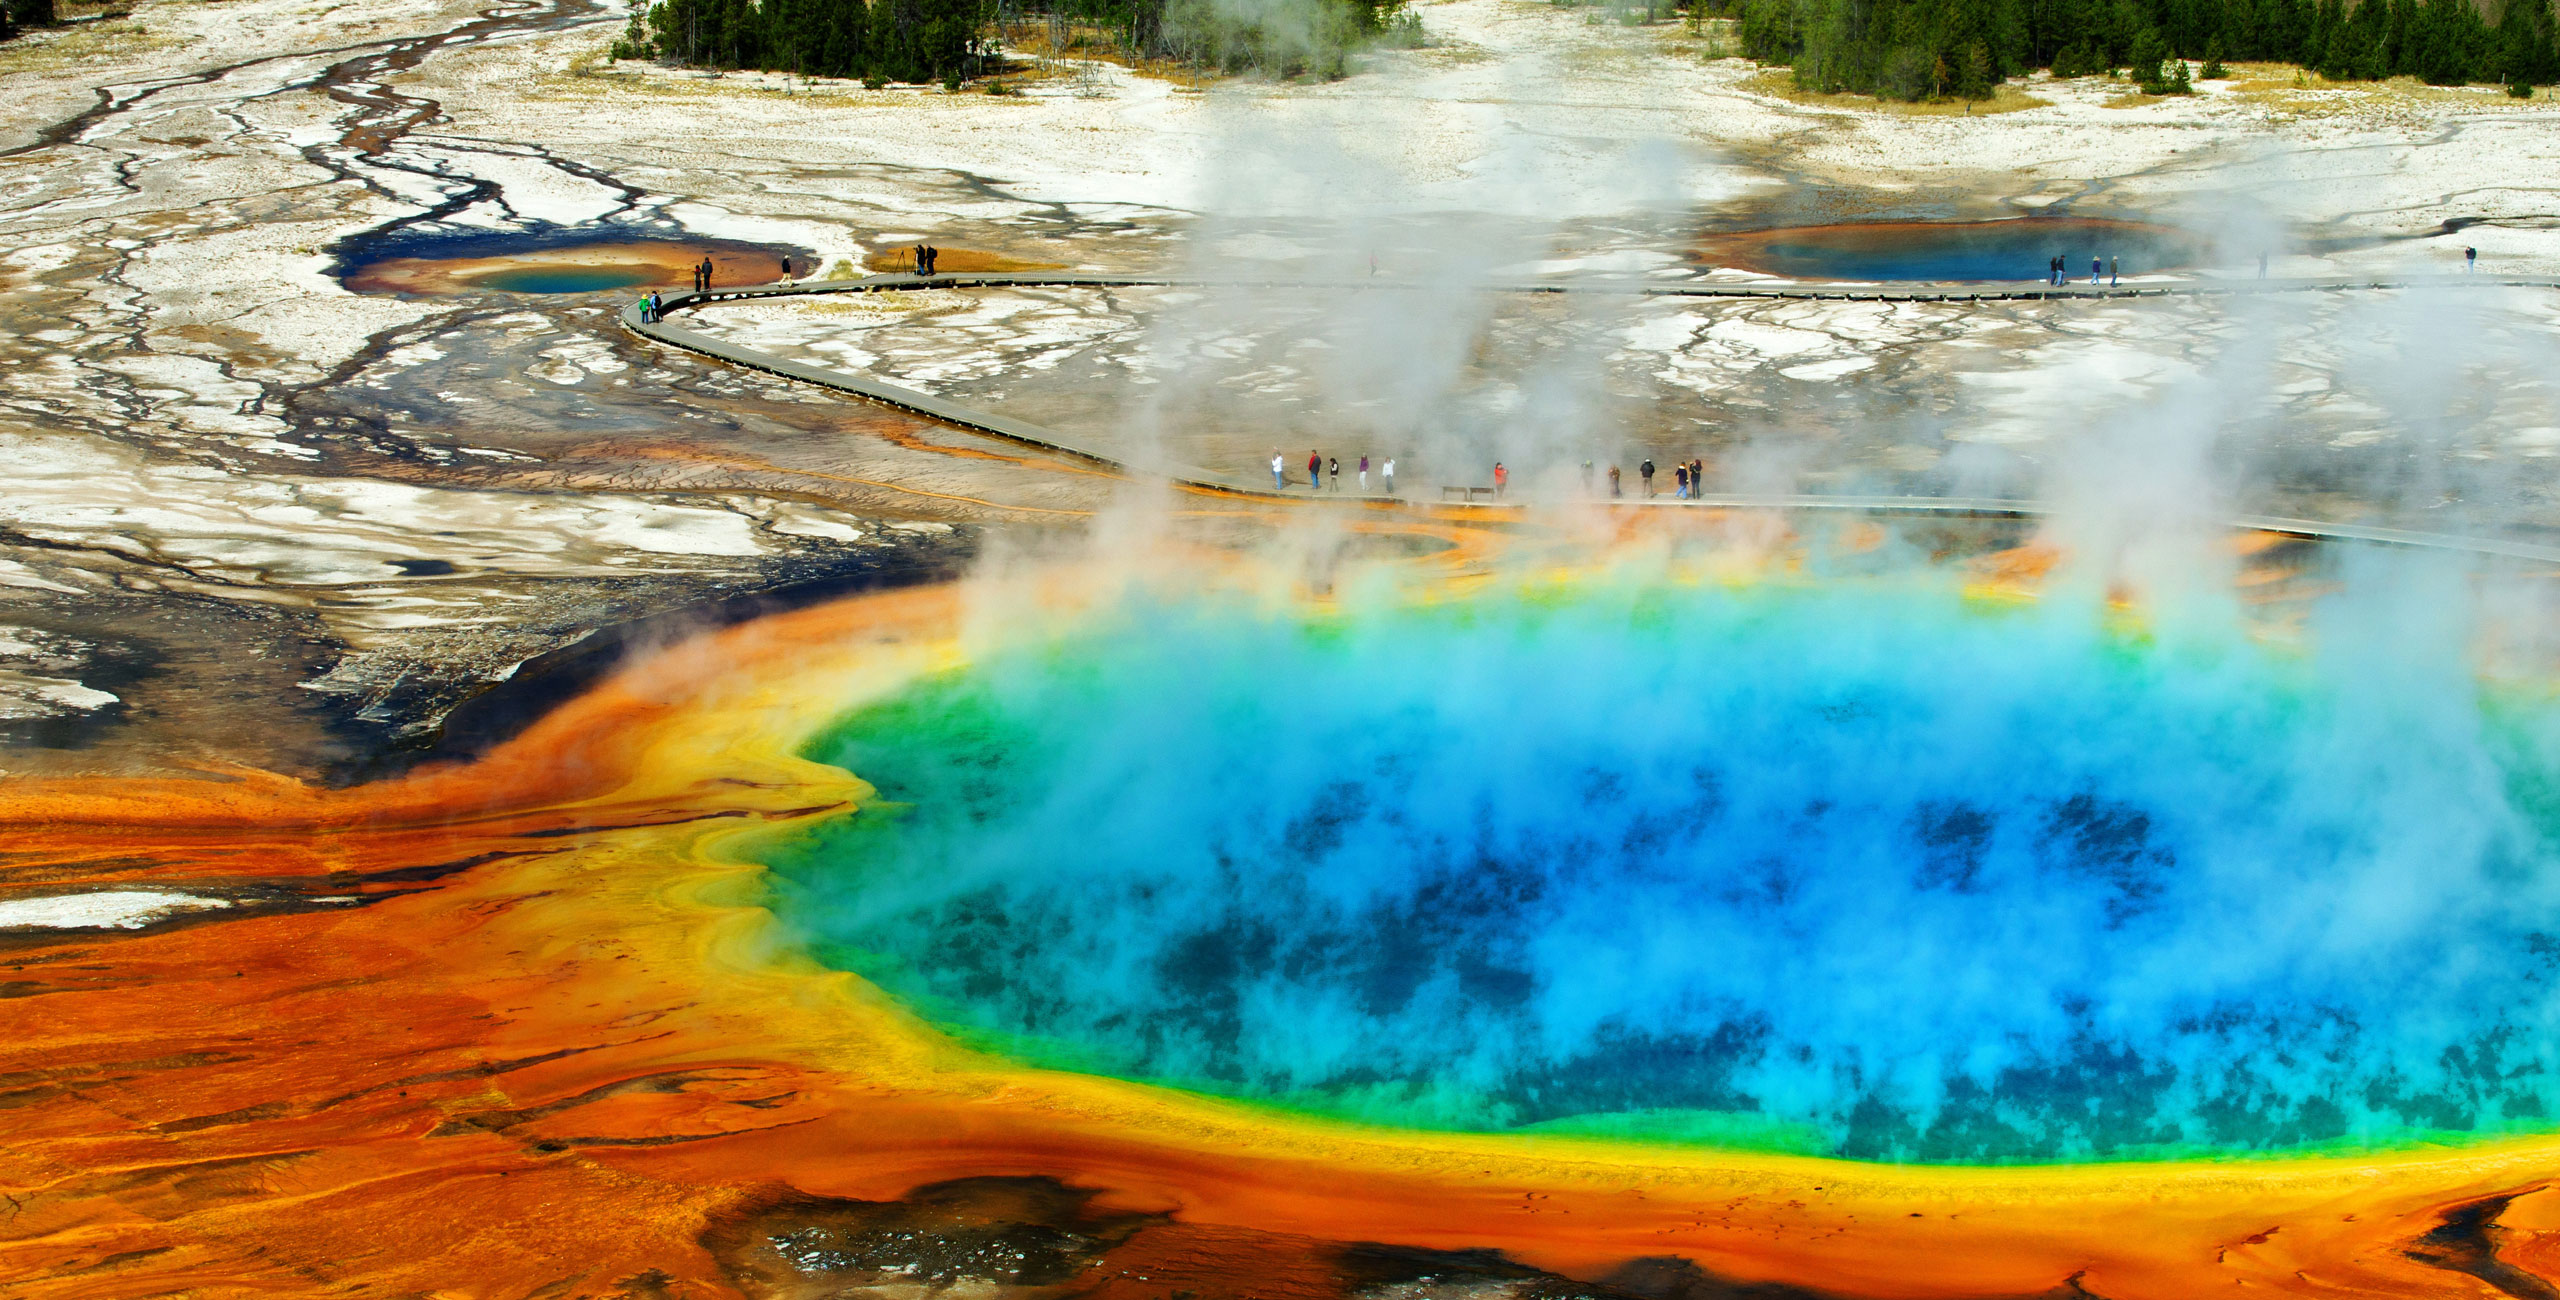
[[619, 271, 2560, 563]]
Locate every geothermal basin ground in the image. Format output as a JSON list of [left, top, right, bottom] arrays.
[[7, 0, 2560, 1296]]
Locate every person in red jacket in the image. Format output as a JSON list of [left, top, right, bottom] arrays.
[[1493, 462, 1508, 497], [1307, 450, 1321, 490]]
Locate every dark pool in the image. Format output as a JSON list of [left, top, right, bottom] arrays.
[[1707, 218, 2205, 282]]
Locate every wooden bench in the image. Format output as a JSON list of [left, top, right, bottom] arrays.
[[1441, 485, 1498, 502]]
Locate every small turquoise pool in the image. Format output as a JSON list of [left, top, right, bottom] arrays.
[[1710, 217, 2205, 282]]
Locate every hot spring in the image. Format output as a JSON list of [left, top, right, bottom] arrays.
[[335, 230, 807, 296], [1705, 217, 2205, 282], [758, 561, 2560, 1165]]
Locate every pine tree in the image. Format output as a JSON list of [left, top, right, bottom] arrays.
[[1962, 38, 1995, 95], [2199, 34, 2224, 75], [2127, 25, 2167, 86]]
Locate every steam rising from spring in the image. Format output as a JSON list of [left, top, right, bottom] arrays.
[[769, 557, 2560, 1163]]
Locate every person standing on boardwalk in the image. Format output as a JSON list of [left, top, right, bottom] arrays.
[[2090, 256, 2102, 285], [1690, 459, 1704, 497], [1358, 455, 1370, 492], [2109, 256, 2118, 287], [1383, 457, 1396, 495], [1674, 462, 1689, 500], [2467, 246, 2478, 274], [1493, 462, 1508, 497], [1639, 458, 1655, 497], [1608, 464, 1622, 497], [1308, 450, 1321, 490], [1581, 460, 1594, 495], [637, 294, 654, 324], [1329, 456, 1340, 490], [1272, 450, 1286, 490]]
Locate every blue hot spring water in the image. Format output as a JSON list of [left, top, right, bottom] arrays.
[[760, 570, 2560, 1163]]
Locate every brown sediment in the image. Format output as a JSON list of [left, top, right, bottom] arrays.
[[3, 544, 2559, 1299], [861, 246, 1069, 274]]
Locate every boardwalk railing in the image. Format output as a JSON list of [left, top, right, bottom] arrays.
[[619, 271, 2560, 561]]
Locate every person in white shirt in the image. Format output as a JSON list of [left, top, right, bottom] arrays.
[[1382, 458, 1396, 496], [1271, 451, 1285, 490]]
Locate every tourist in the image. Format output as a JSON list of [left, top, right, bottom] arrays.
[[1329, 456, 1340, 490], [1493, 462, 1508, 497], [2467, 246, 2478, 274], [1674, 462, 1689, 499], [1608, 465, 1622, 497], [1383, 457, 1396, 495], [1640, 458, 1655, 497], [1271, 450, 1286, 490], [915, 243, 928, 275], [778, 255, 791, 281], [927, 245, 940, 275], [1308, 450, 1321, 490], [2049, 255, 2061, 286], [2091, 256, 2102, 285], [1358, 455, 1370, 493], [1581, 460, 1594, 494], [1690, 459, 1704, 496], [637, 293, 654, 324], [2109, 256, 2118, 287]]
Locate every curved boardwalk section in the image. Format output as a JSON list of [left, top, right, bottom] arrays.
[[620, 271, 2560, 561]]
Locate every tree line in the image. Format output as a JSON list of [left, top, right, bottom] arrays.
[[614, 0, 991, 84], [1716, 0, 2560, 100], [611, 0, 1409, 84], [2, 0, 60, 44]]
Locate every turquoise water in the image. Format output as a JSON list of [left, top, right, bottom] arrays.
[[1727, 218, 2203, 282], [470, 265, 660, 294], [761, 572, 2560, 1162]]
